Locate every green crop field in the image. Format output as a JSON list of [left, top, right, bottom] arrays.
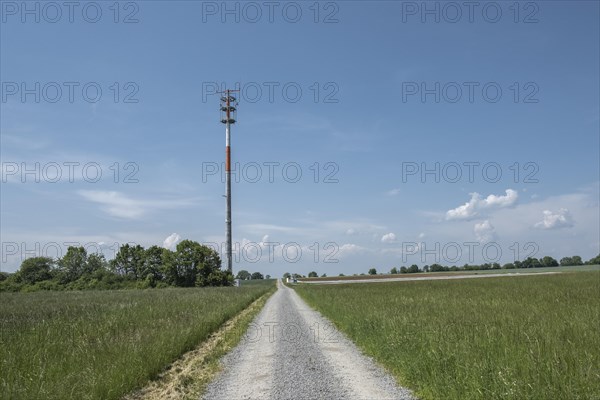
[[1, 280, 275, 400], [295, 272, 600, 400]]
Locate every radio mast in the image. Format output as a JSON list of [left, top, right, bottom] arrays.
[[219, 89, 238, 274]]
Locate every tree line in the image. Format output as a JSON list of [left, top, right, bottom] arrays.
[[235, 270, 270, 280], [0, 240, 242, 292], [294, 253, 600, 278], [384, 254, 599, 275]]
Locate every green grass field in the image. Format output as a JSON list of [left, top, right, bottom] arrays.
[[295, 272, 600, 399], [1, 280, 275, 400]]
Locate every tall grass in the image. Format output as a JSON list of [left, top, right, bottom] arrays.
[[295, 273, 600, 399], [1, 281, 274, 399]]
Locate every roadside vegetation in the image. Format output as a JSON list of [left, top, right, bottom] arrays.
[[294, 272, 600, 399], [1, 280, 275, 400], [0, 240, 268, 292]]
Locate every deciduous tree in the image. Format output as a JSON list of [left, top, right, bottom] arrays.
[[111, 244, 145, 278], [18, 257, 54, 284], [541, 256, 558, 267], [251, 272, 264, 280], [171, 240, 222, 287], [236, 270, 251, 280], [57, 246, 88, 283]]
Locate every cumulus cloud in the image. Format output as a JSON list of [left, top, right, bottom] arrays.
[[482, 189, 518, 207], [535, 208, 574, 229], [473, 220, 497, 243], [381, 232, 397, 243], [163, 233, 181, 250], [337, 243, 366, 258], [446, 189, 518, 220], [346, 228, 356, 235]]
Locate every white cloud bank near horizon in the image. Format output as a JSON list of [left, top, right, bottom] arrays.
[[2, 184, 597, 275]]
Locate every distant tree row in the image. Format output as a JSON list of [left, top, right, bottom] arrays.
[[235, 270, 270, 280], [281, 271, 328, 279], [383, 254, 600, 275], [282, 272, 311, 280], [0, 240, 236, 292]]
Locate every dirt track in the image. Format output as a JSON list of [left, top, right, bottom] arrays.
[[202, 280, 415, 400]]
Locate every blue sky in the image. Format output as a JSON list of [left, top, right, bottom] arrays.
[[1, 1, 599, 276]]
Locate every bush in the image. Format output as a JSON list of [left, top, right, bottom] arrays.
[[18, 257, 54, 285], [32, 280, 62, 291], [0, 278, 23, 292], [204, 270, 233, 287]]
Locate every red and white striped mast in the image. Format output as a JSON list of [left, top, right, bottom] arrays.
[[219, 89, 238, 274]]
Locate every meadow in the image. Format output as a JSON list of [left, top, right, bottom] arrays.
[[295, 272, 600, 399], [0, 280, 275, 400]]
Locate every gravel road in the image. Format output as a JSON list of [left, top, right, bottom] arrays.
[[202, 280, 415, 400]]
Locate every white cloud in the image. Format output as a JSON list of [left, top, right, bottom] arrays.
[[446, 189, 518, 220], [482, 189, 518, 208], [535, 208, 574, 230], [78, 190, 198, 220], [387, 188, 401, 196], [238, 223, 297, 234], [337, 243, 366, 258], [78, 190, 145, 219], [323, 221, 387, 237], [446, 195, 479, 220], [163, 233, 181, 250], [473, 220, 497, 243], [381, 232, 397, 243]]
